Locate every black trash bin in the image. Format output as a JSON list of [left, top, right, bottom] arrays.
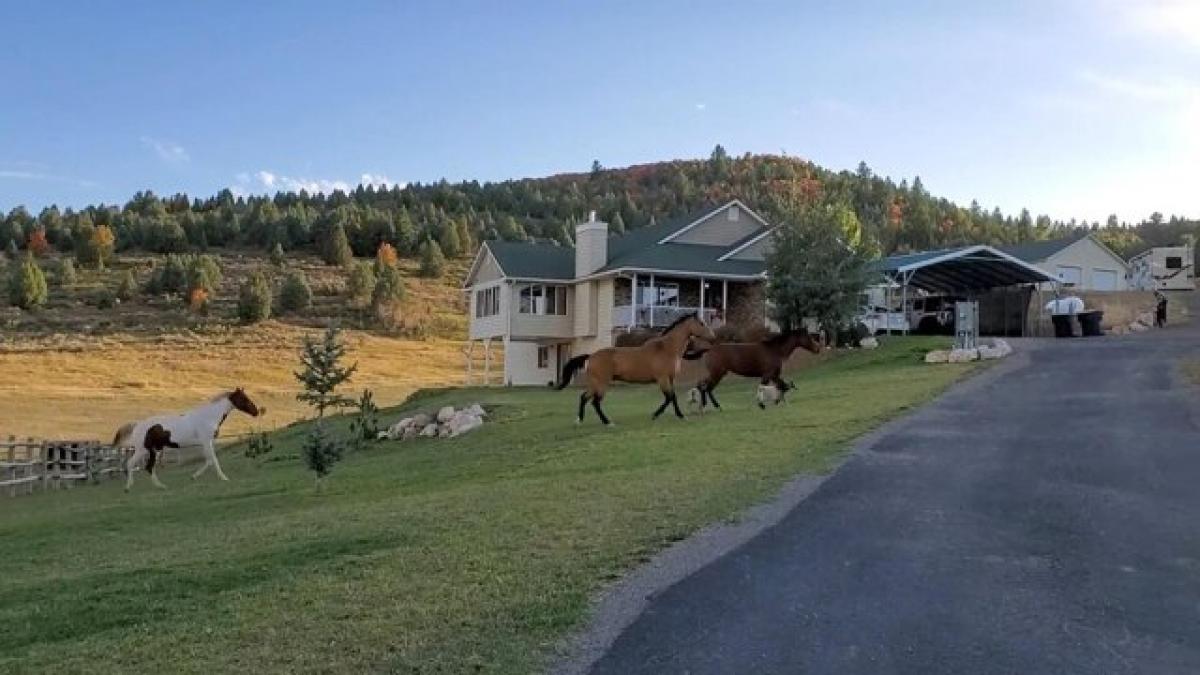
[[1051, 314, 1076, 338], [1077, 310, 1104, 337]]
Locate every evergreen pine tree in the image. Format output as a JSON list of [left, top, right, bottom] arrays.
[[293, 327, 357, 484], [8, 255, 48, 309], [323, 222, 354, 266], [56, 257, 77, 287], [116, 269, 137, 301], [610, 212, 626, 235], [6, 239, 19, 260], [419, 239, 446, 278], [279, 269, 313, 313], [270, 242, 286, 266], [237, 270, 273, 323], [394, 207, 418, 255], [347, 261, 376, 306], [439, 219, 462, 257]]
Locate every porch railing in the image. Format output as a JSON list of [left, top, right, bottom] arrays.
[[612, 305, 722, 329]]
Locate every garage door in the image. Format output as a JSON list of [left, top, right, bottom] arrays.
[[1055, 265, 1083, 287], [1093, 269, 1118, 291]]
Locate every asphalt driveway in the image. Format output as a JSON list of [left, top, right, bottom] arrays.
[[591, 327, 1200, 674]]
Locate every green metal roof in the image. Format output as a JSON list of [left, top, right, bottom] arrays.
[[479, 203, 768, 282], [998, 234, 1088, 262], [484, 240, 575, 280], [872, 245, 1058, 292]]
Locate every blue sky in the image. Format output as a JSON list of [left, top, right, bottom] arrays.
[[2, 0, 1197, 222]]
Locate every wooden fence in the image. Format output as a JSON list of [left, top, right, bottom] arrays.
[[1, 437, 131, 497]]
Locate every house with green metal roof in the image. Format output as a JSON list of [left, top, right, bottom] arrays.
[[462, 200, 773, 385], [998, 232, 1130, 291]]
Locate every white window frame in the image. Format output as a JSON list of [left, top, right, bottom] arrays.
[[537, 346, 550, 369], [518, 284, 568, 316], [636, 279, 680, 307], [475, 286, 499, 318]]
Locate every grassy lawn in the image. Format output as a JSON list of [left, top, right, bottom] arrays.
[[0, 337, 973, 674]]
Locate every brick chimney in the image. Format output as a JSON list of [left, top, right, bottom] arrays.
[[574, 210, 608, 278]]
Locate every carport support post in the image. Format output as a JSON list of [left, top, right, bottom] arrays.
[[901, 271, 910, 335], [649, 273, 656, 328], [699, 276, 706, 320], [722, 280, 729, 321], [630, 272, 638, 332]]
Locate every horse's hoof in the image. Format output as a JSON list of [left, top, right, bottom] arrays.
[[575, 418, 582, 425]]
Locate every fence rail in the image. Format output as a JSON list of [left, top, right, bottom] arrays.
[[1, 437, 131, 497]]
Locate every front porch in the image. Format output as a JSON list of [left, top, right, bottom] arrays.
[[611, 274, 765, 331]]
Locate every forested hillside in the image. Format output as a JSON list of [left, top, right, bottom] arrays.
[[1, 148, 1194, 263]]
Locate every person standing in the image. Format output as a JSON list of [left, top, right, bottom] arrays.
[[1155, 290, 1168, 328]]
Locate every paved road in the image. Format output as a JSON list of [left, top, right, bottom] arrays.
[[592, 327, 1200, 674]]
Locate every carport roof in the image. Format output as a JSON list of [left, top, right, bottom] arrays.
[[871, 245, 1058, 293]]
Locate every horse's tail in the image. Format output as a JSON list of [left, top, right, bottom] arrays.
[[112, 422, 134, 448], [556, 354, 590, 390]]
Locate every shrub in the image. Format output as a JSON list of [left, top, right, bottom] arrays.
[[146, 254, 221, 297], [270, 242, 286, 267], [419, 239, 445, 278], [347, 261, 375, 306], [279, 269, 313, 313], [8, 255, 48, 309], [82, 224, 116, 270], [237, 270, 273, 323], [95, 287, 116, 309], [116, 270, 137, 301], [323, 222, 354, 267], [348, 389, 380, 450], [371, 265, 406, 328], [56, 258, 77, 287], [6, 239, 19, 260], [27, 229, 51, 257], [375, 242, 398, 272], [244, 430, 275, 459], [187, 287, 209, 314]]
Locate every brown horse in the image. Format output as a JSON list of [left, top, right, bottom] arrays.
[[684, 329, 822, 410], [556, 313, 716, 425]]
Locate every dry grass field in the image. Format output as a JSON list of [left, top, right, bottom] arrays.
[[0, 323, 467, 440], [0, 252, 472, 440]]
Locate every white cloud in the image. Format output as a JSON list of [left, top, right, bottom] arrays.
[[140, 136, 190, 164], [1127, 0, 1200, 50], [694, 103, 707, 111], [0, 168, 97, 188], [232, 170, 403, 196]]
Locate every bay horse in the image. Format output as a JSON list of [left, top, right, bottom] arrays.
[[684, 329, 822, 410], [114, 388, 262, 491], [556, 313, 716, 425]]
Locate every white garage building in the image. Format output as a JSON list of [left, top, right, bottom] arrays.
[[1000, 233, 1130, 291]]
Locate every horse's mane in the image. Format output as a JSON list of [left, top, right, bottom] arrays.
[[659, 312, 700, 335]]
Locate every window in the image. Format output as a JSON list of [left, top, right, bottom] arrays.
[[727, 205, 740, 221], [1166, 256, 1183, 269], [636, 279, 680, 306], [518, 284, 568, 315], [537, 346, 550, 369], [475, 286, 499, 318]]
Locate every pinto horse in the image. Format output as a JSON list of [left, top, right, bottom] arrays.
[[556, 313, 716, 425], [684, 329, 822, 410], [114, 388, 262, 491]]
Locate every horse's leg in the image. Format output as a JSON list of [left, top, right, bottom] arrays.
[[669, 385, 685, 420], [577, 392, 590, 424], [757, 377, 771, 410], [192, 454, 211, 479], [651, 390, 673, 420], [124, 448, 146, 492], [591, 394, 612, 426], [706, 373, 725, 410], [149, 452, 167, 489], [204, 441, 230, 481]]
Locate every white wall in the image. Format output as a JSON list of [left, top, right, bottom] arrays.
[[468, 280, 508, 339], [504, 341, 561, 387], [1041, 237, 1130, 291]]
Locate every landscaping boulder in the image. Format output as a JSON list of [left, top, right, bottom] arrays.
[[402, 425, 420, 441], [420, 423, 439, 438], [924, 350, 950, 364], [410, 412, 432, 428], [948, 348, 980, 363], [436, 406, 456, 424], [447, 411, 484, 437], [465, 403, 487, 418], [859, 336, 879, 350], [1130, 321, 1149, 332]]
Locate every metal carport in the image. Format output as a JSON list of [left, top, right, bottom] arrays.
[[872, 245, 1060, 335]]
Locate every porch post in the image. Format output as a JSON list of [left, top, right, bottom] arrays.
[[483, 338, 492, 384], [649, 273, 657, 327], [885, 281, 892, 336], [722, 279, 729, 321], [699, 277, 706, 319], [630, 273, 638, 332], [901, 272, 909, 336]]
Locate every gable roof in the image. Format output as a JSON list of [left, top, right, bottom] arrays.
[[998, 233, 1089, 263], [464, 201, 772, 285], [476, 239, 575, 283], [872, 244, 1059, 293]]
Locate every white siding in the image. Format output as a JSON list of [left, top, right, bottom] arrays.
[[729, 235, 773, 261], [469, 251, 505, 285], [510, 283, 574, 339], [671, 204, 763, 247], [1042, 237, 1129, 291], [468, 280, 508, 339], [504, 341, 561, 386]]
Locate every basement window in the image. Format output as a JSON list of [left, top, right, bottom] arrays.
[[537, 347, 550, 369]]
